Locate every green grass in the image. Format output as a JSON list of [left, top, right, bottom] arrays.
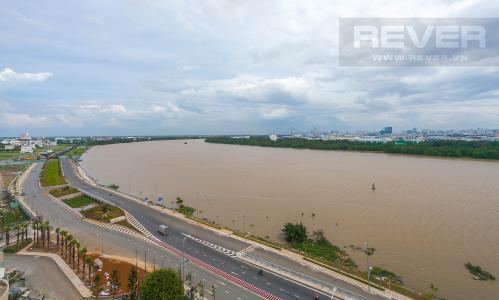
[[81, 203, 124, 222], [49, 186, 80, 197], [293, 240, 357, 268], [176, 205, 196, 216], [3, 238, 33, 253], [40, 159, 67, 187], [0, 151, 24, 161], [62, 195, 95, 208], [65, 145, 89, 157]]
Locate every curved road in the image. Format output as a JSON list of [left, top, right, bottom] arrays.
[[22, 162, 260, 300], [61, 157, 379, 300]]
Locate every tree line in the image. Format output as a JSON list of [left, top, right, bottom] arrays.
[[205, 136, 499, 160]]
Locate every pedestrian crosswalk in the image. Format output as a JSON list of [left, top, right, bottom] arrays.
[[182, 233, 239, 258], [237, 244, 259, 255]]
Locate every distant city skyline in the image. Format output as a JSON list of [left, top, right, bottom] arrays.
[[1, 1, 499, 136]]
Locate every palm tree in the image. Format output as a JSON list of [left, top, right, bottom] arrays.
[[31, 220, 38, 244], [66, 234, 73, 261], [60, 230, 67, 255], [110, 269, 121, 298], [92, 274, 103, 300], [127, 266, 139, 300], [55, 227, 61, 251], [75, 241, 81, 268], [46, 223, 52, 249], [4, 224, 11, 246], [40, 222, 46, 248], [86, 257, 93, 283], [69, 239, 77, 267], [14, 223, 22, 249], [24, 222, 28, 242], [19, 223, 25, 244], [80, 247, 87, 273]]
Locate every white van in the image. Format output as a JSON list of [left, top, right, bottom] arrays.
[[158, 224, 168, 235]]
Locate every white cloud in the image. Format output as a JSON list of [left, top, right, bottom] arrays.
[[2, 112, 51, 127], [261, 107, 292, 119], [0, 68, 52, 82]]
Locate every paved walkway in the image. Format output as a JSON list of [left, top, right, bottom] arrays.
[[4, 253, 85, 299], [17, 248, 92, 298]]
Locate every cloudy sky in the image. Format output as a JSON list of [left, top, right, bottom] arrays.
[[1, 0, 498, 136]]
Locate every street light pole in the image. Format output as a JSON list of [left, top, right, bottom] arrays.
[[368, 266, 372, 294], [330, 287, 337, 300], [364, 241, 369, 271], [241, 214, 247, 246]]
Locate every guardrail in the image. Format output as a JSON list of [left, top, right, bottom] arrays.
[[241, 253, 371, 300]]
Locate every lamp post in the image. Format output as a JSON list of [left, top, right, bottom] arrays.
[[368, 266, 373, 294], [179, 258, 189, 282], [330, 287, 337, 300], [364, 241, 369, 271]]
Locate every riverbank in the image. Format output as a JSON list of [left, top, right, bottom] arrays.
[[80, 139, 499, 300], [205, 136, 499, 160]]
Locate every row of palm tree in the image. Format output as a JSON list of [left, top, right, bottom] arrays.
[[5, 221, 30, 249], [54, 227, 94, 283], [32, 219, 52, 248]]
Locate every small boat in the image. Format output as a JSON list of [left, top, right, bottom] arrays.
[[372, 182, 376, 190], [184, 142, 188, 144]]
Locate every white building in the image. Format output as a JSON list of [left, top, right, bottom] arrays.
[[20, 145, 34, 153], [19, 132, 31, 142], [4, 145, 14, 150], [269, 134, 278, 141], [9, 140, 21, 147]]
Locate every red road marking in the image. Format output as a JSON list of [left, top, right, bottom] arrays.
[[150, 236, 282, 300]]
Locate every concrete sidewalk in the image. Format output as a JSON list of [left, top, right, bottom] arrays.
[[18, 248, 92, 298], [4, 253, 84, 300]]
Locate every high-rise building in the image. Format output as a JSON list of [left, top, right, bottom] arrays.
[[379, 126, 393, 135]]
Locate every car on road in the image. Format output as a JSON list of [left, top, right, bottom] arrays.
[[20, 192, 26, 196], [158, 224, 168, 235]]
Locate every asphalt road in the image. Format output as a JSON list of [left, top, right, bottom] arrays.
[[21, 162, 259, 300], [61, 157, 378, 300]]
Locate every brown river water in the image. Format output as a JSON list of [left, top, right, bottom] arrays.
[[80, 139, 499, 300]]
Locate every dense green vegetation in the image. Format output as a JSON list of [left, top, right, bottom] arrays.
[[282, 222, 307, 244], [40, 159, 67, 187], [282, 224, 356, 267], [49, 186, 79, 197], [1, 191, 29, 230], [140, 269, 183, 300], [371, 266, 401, 283], [108, 184, 120, 190], [465, 263, 495, 281], [63, 195, 95, 208], [65, 145, 89, 157], [174, 196, 196, 216], [81, 203, 124, 221], [206, 136, 499, 160]]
